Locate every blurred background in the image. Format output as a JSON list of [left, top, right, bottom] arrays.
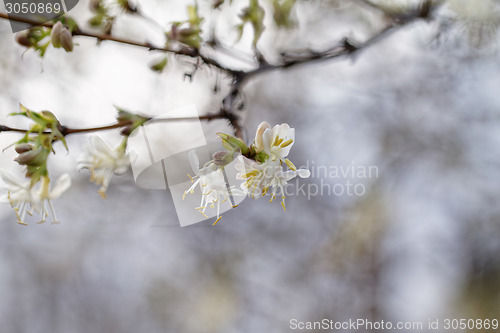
[[1, 0, 500, 332]]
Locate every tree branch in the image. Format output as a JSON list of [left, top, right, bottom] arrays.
[[239, 0, 439, 84], [0, 0, 439, 142], [0, 111, 238, 136], [0, 12, 236, 74]]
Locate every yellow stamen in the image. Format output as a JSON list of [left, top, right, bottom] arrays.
[[280, 139, 293, 148], [252, 185, 259, 197], [243, 177, 255, 188], [182, 191, 188, 200], [243, 170, 258, 178], [187, 173, 194, 182], [262, 187, 269, 196], [285, 158, 297, 171], [197, 210, 209, 217], [269, 195, 276, 203], [281, 197, 286, 212], [213, 216, 222, 226], [231, 205, 239, 208], [273, 136, 284, 146]]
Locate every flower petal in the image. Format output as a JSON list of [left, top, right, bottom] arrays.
[[262, 128, 274, 155], [128, 149, 138, 164], [89, 135, 113, 155], [50, 174, 71, 199], [188, 150, 200, 175], [0, 194, 10, 203], [297, 169, 311, 178], [0, 169, 24, 188]]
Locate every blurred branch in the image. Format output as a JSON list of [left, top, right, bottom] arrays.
[[218, 0, 441, 126], [353, 0, 393, 17], [239, 0, 440, 83], [0, 0, 438, 140], [0, 12, 236, 74]]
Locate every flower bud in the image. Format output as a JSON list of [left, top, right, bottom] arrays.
[[15, 143, 33, 154], [88, 14, 104, 27], [14, 147, 46, 166], [254, 121, 270, 152], [213, 151, 233, 166], [60, 28, 74, 52], [89, 0, 101, 12], [51, 21, 63, 48], [178, 27, 200, 37], [15, 31, 31, 48], [217, 132, 249, 155]]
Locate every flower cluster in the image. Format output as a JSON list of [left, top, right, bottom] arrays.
[[183, 150, 244, 225], [0, 170, 70, 225], [184, 122, 310, 224], [234, 122, 311, 210], [78, 136, 134, 199], [0, 106, 309, 226]]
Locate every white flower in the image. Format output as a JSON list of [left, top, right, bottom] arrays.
[[37, 174, 71, 224], [183, 150, 243, 225], [0, 170, 36, 225], [0, 170, 71, 225], [234, 155, 270, 198], [255, 122, 295, 162], [235, 156, 310, 211], [78, 136, 133, 198]]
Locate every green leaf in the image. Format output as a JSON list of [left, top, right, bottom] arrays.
[[238, 0, 265, 47], [166, 5, 204, 49], [217, 132, 249, 155], [116, 107, 150, 136], [150, 56, 168, 73], [272, 0, 297, 28]]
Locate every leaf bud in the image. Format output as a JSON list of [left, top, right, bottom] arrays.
[[15, 31, 31, 48], [51, 21, 63, 48], [15, 143, 33, 154], [60, 28, 74, 52], [14, 147, 47, 166], [213, 151, 234, 166]]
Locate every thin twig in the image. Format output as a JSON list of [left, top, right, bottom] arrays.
[[0, 112, 236, 136], [0, 0, 439, 141], [0, 12, 236, 74], [239, 0, 438, 84]]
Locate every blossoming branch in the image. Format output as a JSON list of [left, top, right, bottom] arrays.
[[0, 0, 443, 225]]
